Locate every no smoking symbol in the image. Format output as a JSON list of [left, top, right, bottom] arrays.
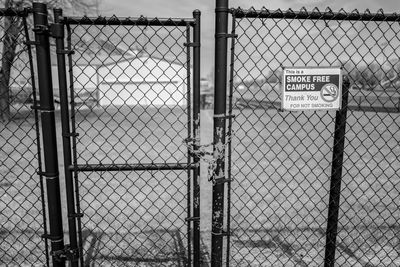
[[321, 84, 339, 102]]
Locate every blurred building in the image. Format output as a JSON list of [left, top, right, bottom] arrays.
[[51, 39, 189, 108]]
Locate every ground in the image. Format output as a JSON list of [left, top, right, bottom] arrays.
[[1, 105, 399, 266]]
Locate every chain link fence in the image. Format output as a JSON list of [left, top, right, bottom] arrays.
[[227, 7, 400, 266], [62, 15, 200, 266], [2, 3, 400, 267], [0, 8, 49, 267]]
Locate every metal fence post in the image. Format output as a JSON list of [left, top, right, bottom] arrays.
[[212, 0, 229, 266], [324, 76, 350, 267], [192, 9, 201, 267], [52, 8, 81, 267], [32, 3, 65, 267]]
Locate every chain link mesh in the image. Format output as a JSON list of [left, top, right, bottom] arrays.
[[228, 7, 400, 266], [3, 5, 399, 267], [65, 17, 195, 265], [0, 10, 49, 267]]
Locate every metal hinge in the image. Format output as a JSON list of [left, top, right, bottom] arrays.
[[185, 216, 200, 222], [213, 114, 236, 119], [211, 230, 230, 237], [30, 104, 54, 112], [56, 49, 75, 55], [215, 33, 238, 39], [51, 245, 81, 262], [68, 212, 84, 218], [24, 40, 40, 46], [37, 171, 59, 177], [62, 132, 79, 138], [184, 42, 200, 47], [213, 176, 233, 185], [32, 25, 49, 35]]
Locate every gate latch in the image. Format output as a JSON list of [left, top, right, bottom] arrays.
[[51, 245, 80, 262]]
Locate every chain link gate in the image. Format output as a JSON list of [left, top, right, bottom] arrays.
[[52, 7, 203, 267], [217, 6, 400, 267]]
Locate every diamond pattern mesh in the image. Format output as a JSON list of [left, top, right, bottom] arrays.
[[65, 18, 193, 265], [0, 11, 49, 267], [228, 8, 400, 266], [67, 22, 189, 165]]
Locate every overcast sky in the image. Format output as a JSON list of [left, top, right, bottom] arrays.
[[99, 0, 400, 76]]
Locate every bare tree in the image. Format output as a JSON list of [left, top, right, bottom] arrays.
[[0, 0, 22, 121], [0, 0, 98, 121]]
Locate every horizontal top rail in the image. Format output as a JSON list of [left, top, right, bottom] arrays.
[[69, 163, 196, 172], [0, 7, 30, 17], [230, 7, 400, 22], [62, 15, 196, 26]]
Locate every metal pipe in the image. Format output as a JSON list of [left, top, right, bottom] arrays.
[[226, 12, 237, 267], [324, 76, 350, 267], [231, 8, 400, 22], [53, 8, 79, 267], [186, 24, 192, 267], [192, 9, 201, 267], [33, 2, 65, 266], [65, 23, 85, 267], [62, 16, 196, 26], [212, 0, 229, 266], [69, 163, 196, 172], [23, 14, 50, 266]]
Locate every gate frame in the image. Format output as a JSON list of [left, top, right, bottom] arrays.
[[53, 10, 202, 266]]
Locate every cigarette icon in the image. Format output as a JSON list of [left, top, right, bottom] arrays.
[[323, 87, 336, 97]]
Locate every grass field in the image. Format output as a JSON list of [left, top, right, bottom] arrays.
[[227, 107, 400, 266], [1, 104, 399, 266]]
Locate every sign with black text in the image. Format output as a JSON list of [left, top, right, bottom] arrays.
[[282, 67, 342, 111]]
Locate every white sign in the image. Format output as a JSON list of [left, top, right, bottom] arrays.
[[282, 67, 342, 111]]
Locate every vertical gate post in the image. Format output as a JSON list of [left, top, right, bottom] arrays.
[[192, 9, 201, 267], [32, 2, 65, 267], [324, 76, 350, 267], [52, 8, 81, 266], [212, 0, 229, 266]]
